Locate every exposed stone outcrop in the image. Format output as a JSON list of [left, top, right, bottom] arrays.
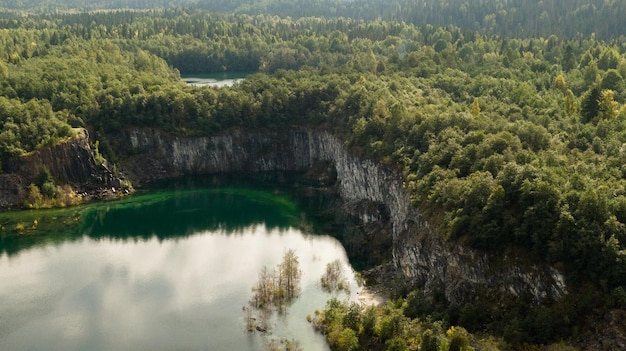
[[115, 128, 566, 305], [0, 129, 129, 207], [0, 126, 567, 305]]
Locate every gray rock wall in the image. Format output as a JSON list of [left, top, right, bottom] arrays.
[[0, 126, 569, 304], [118, 127, 566, 305], [0, 129, 125, 207]]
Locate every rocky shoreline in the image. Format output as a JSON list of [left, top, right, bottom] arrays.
[[0, 129, 132, 209], [1, 127, 567, 309]]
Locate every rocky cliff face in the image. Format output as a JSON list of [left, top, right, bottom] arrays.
[[0, 129, 128, 207], [116, 128, 566, 305]]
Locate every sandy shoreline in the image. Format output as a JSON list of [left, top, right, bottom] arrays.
[[357, 285, 388, 307]]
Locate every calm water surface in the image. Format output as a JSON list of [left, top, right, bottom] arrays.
[[181, 72, 248, 87], [0, 187, 359, 350]]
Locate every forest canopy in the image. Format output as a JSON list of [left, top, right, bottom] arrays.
[[1, 4, 626, 348], [2, 0, 626, 39]]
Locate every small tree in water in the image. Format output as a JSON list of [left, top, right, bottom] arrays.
[[321, 259, 350, 294], [252, 266, 276, 309], [248, 249, 303, 333], [279, 249, 301, 300]]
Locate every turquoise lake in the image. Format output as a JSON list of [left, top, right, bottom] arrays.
[[0, 184, 360, 350]]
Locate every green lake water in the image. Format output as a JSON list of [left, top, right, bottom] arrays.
[[0, 183, 359, 350]]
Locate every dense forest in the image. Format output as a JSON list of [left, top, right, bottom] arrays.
[[1, 3, 626, 350], [2, 0, 626, 39]]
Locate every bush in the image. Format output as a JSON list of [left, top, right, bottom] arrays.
[[26, 184, 44, 208], [447, 326, 473, 351], [377, 309, 405, 341], [328, 327, 359, 351], [362, 306, 377, 336], [40, 181, 61, 199], [420, 329, 440, 351], [385, 337, 408, 351]]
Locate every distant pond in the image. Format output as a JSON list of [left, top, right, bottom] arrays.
[[181, 72, 249, 87], [0, 180, 361, 350]]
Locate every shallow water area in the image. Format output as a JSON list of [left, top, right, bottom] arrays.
[[182, 72, 248, 87], [0, 185, 360, 350]]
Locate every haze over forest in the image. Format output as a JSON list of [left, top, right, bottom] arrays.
[[2, 0, 625, 39]]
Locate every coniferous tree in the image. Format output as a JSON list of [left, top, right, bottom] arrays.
[[580, 85, 601, 123]]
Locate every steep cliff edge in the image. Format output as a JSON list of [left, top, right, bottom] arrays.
[[0, 129, 129, 208], [114, 128, 566, 305]]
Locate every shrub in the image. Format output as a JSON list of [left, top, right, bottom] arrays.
[[26, 184, 44, 209], [447, 326, 473, 351]]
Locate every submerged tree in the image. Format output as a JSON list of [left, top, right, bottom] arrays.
[[278, 249, 302, 301], [252, 265, 277, 309], [251, 250, 302, 311], [247, 250, 304, 348], [321, 259, 350, 294]]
